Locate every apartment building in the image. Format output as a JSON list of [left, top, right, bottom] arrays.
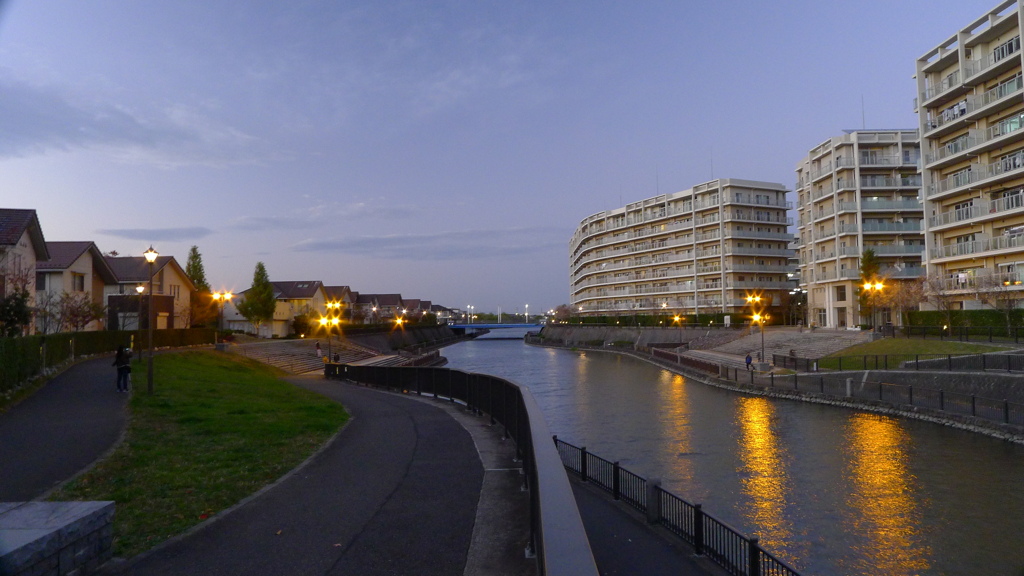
[[916, 0, 1024, 308], [569, 178, 795, 319], [794, 130, 924, 328]]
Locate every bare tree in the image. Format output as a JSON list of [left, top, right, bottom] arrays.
[[922, 273, 958, 328], [35, 290, 64, 334], [879, 280, 926, 327], [61, 292, 106, 332], [973, 273, 1020, 332]]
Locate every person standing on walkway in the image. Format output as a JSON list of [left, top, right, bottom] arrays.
[[113, 346, 131, 392], [315, 341, 322, 358], [745, 353, 752, 371]]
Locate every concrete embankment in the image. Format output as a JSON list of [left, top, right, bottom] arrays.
[[348, 325, 458, 352], [539, 324, 741, 348]]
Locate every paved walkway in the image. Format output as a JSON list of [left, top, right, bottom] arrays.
[[0, 356, 129, 501], [0, 353, 721, 576]]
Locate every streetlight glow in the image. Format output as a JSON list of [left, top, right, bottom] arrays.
[[143, 246, 158, 394]]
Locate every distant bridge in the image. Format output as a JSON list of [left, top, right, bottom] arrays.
[[450, 323, 543, 340], [449, 323, 543, 329]]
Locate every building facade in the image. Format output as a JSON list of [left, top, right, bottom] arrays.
[[916, 0, 1024, 309], [794, 130, 924, 328], [569, 178, 795, 320]]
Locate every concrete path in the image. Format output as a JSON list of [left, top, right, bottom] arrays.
[[107, 378, 536, 576], [0, 356, 129, 502]]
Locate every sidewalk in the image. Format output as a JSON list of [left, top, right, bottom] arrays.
[[0, 356, 129, 502]]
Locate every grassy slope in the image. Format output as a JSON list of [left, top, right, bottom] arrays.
[[50, 350, 348, 557]]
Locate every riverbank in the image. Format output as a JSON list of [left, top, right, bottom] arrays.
[[527, 338, 1024, 445]]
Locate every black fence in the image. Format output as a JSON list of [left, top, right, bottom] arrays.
[[555, 439, 800, 576], [326, 364, 599, 576], [899, 325, 1024, 343], [717, 368, 1024, 428], [774, 352, 1024, 373]]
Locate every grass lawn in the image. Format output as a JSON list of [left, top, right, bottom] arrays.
[[817, 338, 1017, 370], [49, 350, 348, 558]]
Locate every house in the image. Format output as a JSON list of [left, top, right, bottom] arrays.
[[224, 280, 327, 338], [351, 293, 404, 323], [104, 254, 196, 331], [0, 209, 49, 334], [35, 241, 118, 333], [323, 285, 355, 321]]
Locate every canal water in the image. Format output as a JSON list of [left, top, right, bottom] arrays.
[[443, 334, 1024, 576]]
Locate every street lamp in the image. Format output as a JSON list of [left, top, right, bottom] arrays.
[[143, 246, 158, 394], [752, 312, 767, 365], [863, 281, 884, 330], [525, 303, 529, 324], [211, 291, 233, 343], [319, 315, 340, 360], [135, 285, 145, 364]]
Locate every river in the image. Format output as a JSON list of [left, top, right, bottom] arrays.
[[442, 333, 1024, 576]]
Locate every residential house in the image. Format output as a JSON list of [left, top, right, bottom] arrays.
[[0, 209, 49, 334], [35, 241, 118, 333], [224, 280, 327, 338], [104, 255, 196, 331], [323, 285, 355, 321]]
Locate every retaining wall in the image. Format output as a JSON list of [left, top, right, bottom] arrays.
[[0, 501, 114, 576], [539, 325, 735, 348]]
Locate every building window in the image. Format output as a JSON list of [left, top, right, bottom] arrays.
[[836, 286, 847, 302], [36, 273, 46, 291], [72, 273, 85, 292]]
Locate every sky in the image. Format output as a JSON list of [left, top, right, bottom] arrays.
[[0, 0, 1001, 314]]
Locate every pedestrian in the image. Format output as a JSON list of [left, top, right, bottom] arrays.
[[113, 346, 131, 392], [315, 341, 322, 358], [745, 353, 752, 371]]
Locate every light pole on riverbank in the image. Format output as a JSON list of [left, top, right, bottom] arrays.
[[144, 246, 158, 394]]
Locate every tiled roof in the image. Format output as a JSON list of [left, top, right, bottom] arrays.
[[104, 255, 195, 291], [271, 281, 323, 299], [323, 285, 351, 302], [38, 242, 118, 283], [0, 208, 49, 260]]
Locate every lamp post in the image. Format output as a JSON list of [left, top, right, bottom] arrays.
[[135, 285, 145, 364], [212, 291, 233, 344], [319, 315, 340, 360], [143, 246, 158, 394], [525, 303, 529, 324], [753, 312, 766, 365], [863, 281, 884, 330]]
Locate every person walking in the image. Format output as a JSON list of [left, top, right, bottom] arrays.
[[315, 341, 322, 358], [745, 353, 752, 371], [113, 346, 132, 392]]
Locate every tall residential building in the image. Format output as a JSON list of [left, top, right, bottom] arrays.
[[916, 0, 1024, 308], [569, 178, 795, 319], [794, 130, 924, 328]]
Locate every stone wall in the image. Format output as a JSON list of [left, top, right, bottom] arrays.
[[539, 324, 737, 348], [348, 325, 456, 352], [0, 501, 114, 576]]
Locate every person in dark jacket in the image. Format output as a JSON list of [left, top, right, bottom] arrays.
[[113, 346, 132, 392]]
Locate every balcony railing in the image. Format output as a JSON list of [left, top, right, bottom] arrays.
[[926, 150, 1024, 198], [838, 199, 923, 212], [922, 68, 962, 101], [963, 36, 1020, 80], [860, 176, 922, 188], [925, 74, 1024, 134], [926, 112, 1024, 166], [931, 233, 1024, 260], [861, 221, 921, 233]]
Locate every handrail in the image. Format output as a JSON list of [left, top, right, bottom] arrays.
[[325, 364, 600, 576], [555, 438, 801, 576]]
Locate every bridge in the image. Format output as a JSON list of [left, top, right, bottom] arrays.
[[449, 323, 543, 329]]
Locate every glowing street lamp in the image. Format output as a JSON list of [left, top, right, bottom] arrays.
[[319, 315, 340, 360], [752, 312, 768, 365], [211, 290, 233, 342], [143, 246, 158, 394], [863, 281, 884, 330]]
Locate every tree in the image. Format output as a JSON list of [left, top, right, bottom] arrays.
[[554, 304, 573, 322], [973, 272, 1019, 332], [292, 313, 315, 337], [61, 292, 106, 332], [923, 273, 958, 328], [184, 246, 211, 293], [880, 280, 925, 327], [235, 262, 276, 336], [0, 289, 31, 337]]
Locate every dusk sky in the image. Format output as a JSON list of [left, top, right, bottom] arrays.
[[0, 0, 999, 314]]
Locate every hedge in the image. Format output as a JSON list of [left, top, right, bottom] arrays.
[[0, 328, 215, 394]]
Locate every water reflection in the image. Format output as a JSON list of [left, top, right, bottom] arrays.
[[660, 372, 695, 487], [734, 396, 794, 561], [842, 413, 930, 576]]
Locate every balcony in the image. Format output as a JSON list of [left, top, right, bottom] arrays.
[[860, 175, 922, 189], [837, 199, 923, 212], [725, 230, 794, 241], [929, 194, 1024, 229], [926, 150, 1024, 199], [963, 36, 1020, 83], [921, 68, 962, 103], [926, 112, 1024, 168], [924, 74, 1024, 138], [873, 244, 926, 256], [861, 221, 921, 233], [930, 233, 1024, 260]]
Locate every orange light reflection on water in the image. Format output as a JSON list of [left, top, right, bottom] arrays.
[[660, 372, 694, 486], [842, 413, 930, 575], [734, 396, 794, 559]]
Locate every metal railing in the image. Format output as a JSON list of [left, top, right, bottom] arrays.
[[725, 367, 1024, 429], [327, 364, 600, 576], [555, 439, 800, 576]]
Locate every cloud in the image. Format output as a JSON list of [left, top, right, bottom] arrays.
[[94, 227, 215, 242], [0, 74, 271, 167], [290, 226, 565, 260], [227, 200, 419, 232]]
